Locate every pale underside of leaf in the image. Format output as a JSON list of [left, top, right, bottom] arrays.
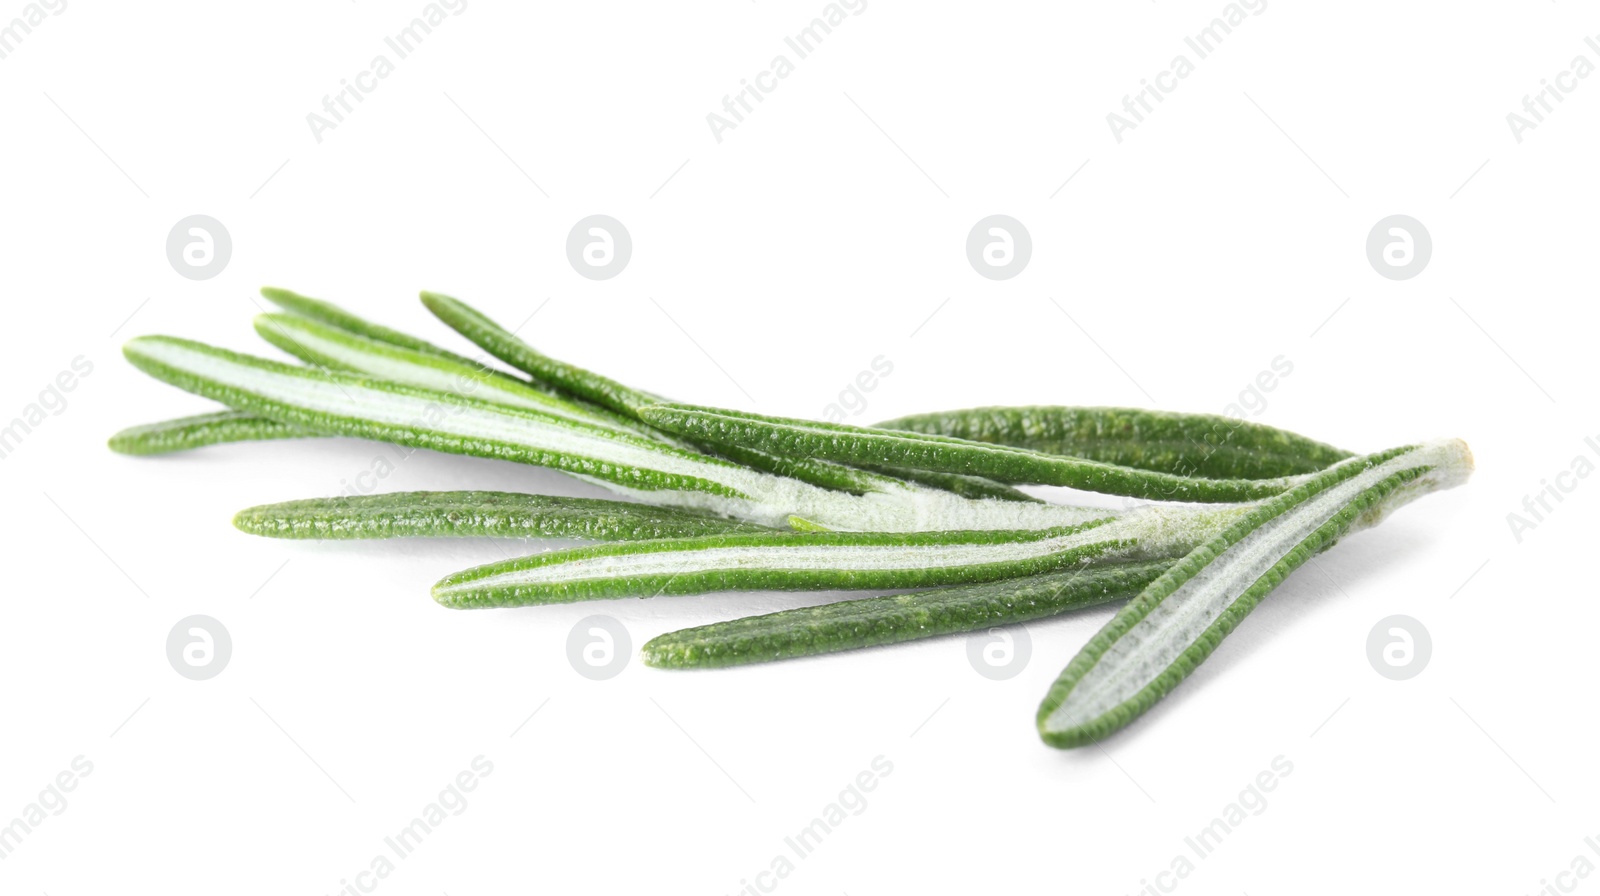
[[122, 336, 1118, 533], [254, 312, 653, 435], [420, 291, 924, 498], [1037, 439, 1472, 747], [429, 504, 1243, 608], [260, 286, 486, 369]]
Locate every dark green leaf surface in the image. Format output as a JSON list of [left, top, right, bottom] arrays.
[[640, 403, 1300, 502], [261, 286, 489, 369], [234, 491, 769, 540], [642, 560, 1172, 668], [421, 291, 660, 418], [876, 405, 1353, 480], [109, 411, 306, 455]]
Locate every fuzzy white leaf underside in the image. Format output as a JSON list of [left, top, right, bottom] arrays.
[[1041, 441, 1467, 734], [433, 504, 1241, 597], [133, 339, 1118, 533], [266, 316, 618, 426]]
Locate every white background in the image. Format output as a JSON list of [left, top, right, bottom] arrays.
[[3, 1, 1598, 893]]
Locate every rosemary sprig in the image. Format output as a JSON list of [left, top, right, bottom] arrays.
[[111, 288, 1473, 749]]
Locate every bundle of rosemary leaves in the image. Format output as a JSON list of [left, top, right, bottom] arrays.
[[110, 288, 1472, 748]]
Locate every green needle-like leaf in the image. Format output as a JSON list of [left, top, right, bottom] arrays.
[[261, 286, 490, 370], [855, 464, 1042, 503], [253, 311, 655, 437], [122, 335, 753, 500], [875, 405, 1353, 480], [430, 506, 1242, 608], [421, 290, 660, 418], [641, 560, 1173, 668], [1036, 439, 1473, 748], [121, 335, 1116, 533], [434, 524, 1113, 608], [420, 290, 907, 497], [108, 410, 306, 455], [640, 402, 1304, 503], [234, 491, 769, 540]]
